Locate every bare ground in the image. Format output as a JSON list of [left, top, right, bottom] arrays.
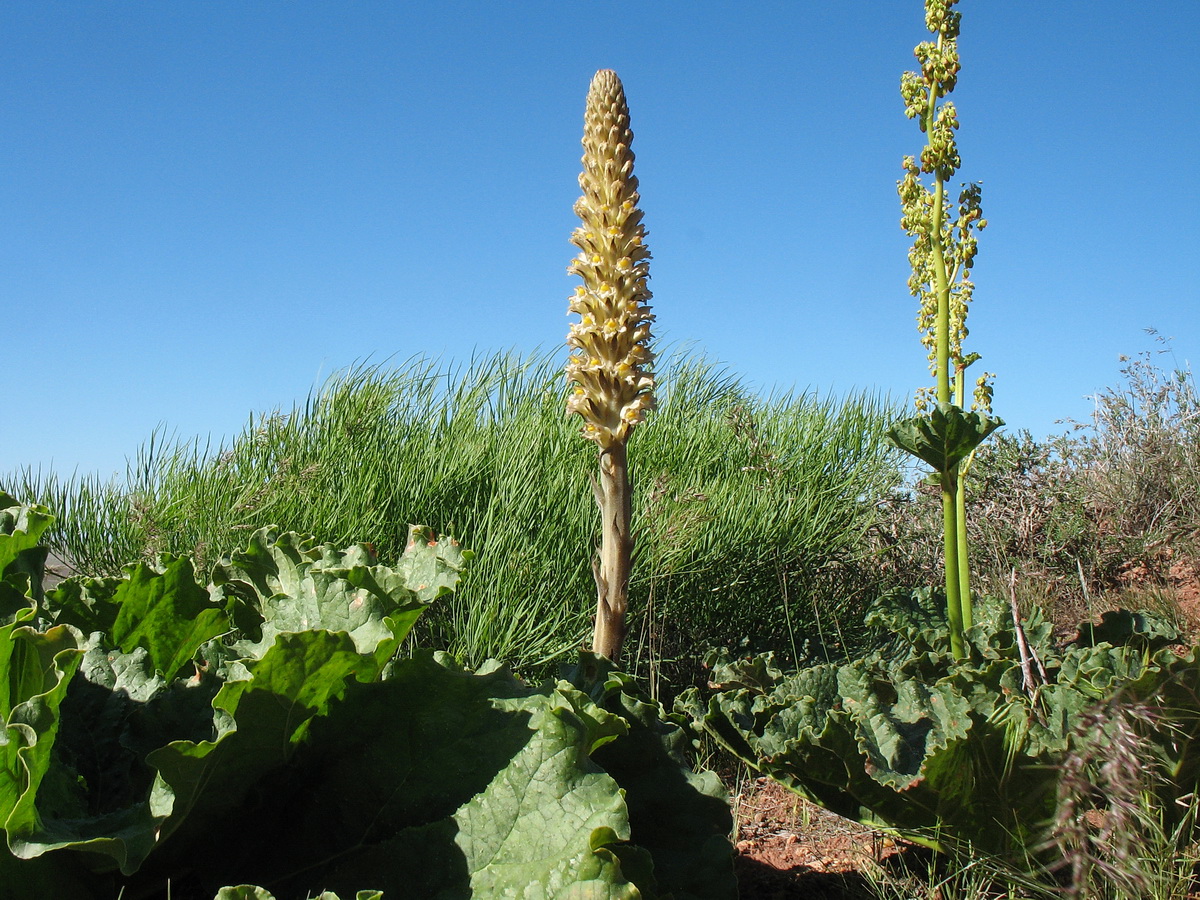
[[732, 778, 907, 900]]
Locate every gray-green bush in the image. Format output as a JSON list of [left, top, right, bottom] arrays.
[[873, 339, 1200, 625]]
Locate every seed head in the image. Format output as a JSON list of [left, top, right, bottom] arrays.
[[565, 70, 656, 448]]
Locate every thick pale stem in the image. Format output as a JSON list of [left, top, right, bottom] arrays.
[[591, 442, 633, 661]]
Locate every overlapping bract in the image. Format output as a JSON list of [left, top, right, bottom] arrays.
[[566, 69, 656, 448]]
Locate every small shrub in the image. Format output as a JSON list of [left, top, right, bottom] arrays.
[[872, 340, 1200, 631]]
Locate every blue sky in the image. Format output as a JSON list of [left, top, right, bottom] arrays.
[[3, 2, 1198, 478]]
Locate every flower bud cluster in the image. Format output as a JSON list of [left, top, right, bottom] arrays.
[[922, 103, 961, 181], [924, 0, 961, 38], [565, 70, 656, 449], [899, 157, 939, 365], [900, 72, 929, 124], [914, 41, 961, 95], [901, 171, 986, 374], [955, 182, 986, 272], [904, 0, 962, 179], [972, 371, 996, 414]]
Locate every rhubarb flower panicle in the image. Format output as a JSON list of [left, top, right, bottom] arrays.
[[565, 69, 656, 448]]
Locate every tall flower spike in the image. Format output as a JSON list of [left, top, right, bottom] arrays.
[[888, 0, 1002, 661], [566, 69, 656, 448]]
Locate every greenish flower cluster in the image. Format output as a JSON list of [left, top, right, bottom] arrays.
[[896, 0, 991, 413]]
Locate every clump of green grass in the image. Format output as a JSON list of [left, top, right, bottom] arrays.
[[9, 348, 905, 682], [863, 851, 1050, 900]]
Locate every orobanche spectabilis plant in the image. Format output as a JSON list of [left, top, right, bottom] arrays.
[[565, 69, 656, 661], [887, 0, 1002, 659]]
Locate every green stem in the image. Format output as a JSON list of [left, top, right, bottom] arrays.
[[955, 479, 972, 629], [953, 369, 973, 630], [928, 64, 968, 657], [932, 179, 951, 406], [941, 470, 965, 659]]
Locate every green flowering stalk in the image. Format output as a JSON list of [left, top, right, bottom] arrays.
[[888, 0, 1001, 659], [566, 69, 656, 661]]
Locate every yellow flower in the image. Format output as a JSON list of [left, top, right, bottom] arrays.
[[564, 69, 656, 448]]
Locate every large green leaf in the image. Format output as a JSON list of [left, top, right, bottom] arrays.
[[42, 576, 124, 635], [420, 682, 638, 898], [1, 514, 732, 898], [211, 526, 462, 663], [839, 665, 972, 792], [887, 402, 1003, 473], [145, 629, 380, 864], [213, 890, 383, 900], [110, 556, 231, 682], [564, 657, 737, 900], [1075, 608, 1179, 651], [0, 495, 53, 622], [0, 497, 52, 571], [214, 889, 278, 900], [137, 653, 652, 898], [0, 840, 100, 898], [0, 525, 467, 887], [679, 659, 888, 826], [1, 625, 84, 858], [6, 638, 221, 874], [2, 628, 381, 882], [683, 593, 1192, 857]]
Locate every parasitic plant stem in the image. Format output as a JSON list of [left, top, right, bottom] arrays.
[[593, 443, 633, 658], [565, 70, 655, 662]]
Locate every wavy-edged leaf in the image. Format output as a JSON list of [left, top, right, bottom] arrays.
[[683, 590, 1199, 857], [1075, 608, 1179, 651], [110, 556, 230, 682], [7, 638, 222, 874], [211, 526, 462, 662], [566, 657, 736, 900], [42, 576, 124, 635], [838, 666, 972, 791], [146, 629, 379, 862], [214, 888, 277, 900], [138, 653, 650, 897], [0, 497, 53, 621], [1, 624, 84, 857], [213, 890, 384, 900]]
